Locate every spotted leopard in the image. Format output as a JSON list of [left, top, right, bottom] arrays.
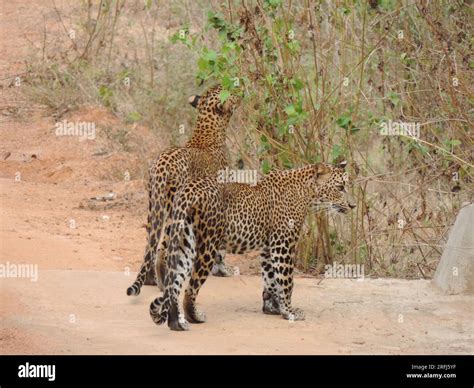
[[126, 85, 239, 296], [149, 161, 355, 330]]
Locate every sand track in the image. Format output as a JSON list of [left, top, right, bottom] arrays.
[[1, 269, 472, 354]]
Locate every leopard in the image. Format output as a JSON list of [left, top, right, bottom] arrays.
[[126, 85, 240, 296], [148, 160, 356, 330]]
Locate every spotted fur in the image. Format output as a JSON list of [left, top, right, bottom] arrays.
[[126, 85, 239, 296], [149, 161, 355, 330]]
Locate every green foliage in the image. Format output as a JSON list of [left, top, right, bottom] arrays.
[[261, 159, 272, 174], [170, 11, 244, 100], [387, 92, 401, 107], [176, 0, 472, 277], [98, 85, 113, 107]]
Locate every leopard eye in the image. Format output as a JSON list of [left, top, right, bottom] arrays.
[[337, 184, 344, 191]]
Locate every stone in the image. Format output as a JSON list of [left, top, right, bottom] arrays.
[[433, 203, 474, 294]]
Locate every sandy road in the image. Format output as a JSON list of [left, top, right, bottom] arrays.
[[1, 266, 473, 354]]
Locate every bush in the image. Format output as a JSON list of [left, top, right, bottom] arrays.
[[172, 0, 472, 278]]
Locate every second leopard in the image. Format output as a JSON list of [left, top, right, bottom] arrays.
[[149, 161, 355, 331]]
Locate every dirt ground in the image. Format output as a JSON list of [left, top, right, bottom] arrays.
[[0, 0, 473, 355], [1, 269, 472, 355]]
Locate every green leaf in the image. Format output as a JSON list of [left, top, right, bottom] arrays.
[[284, 104, 297, 117], [445, 139, 461, 147], [341, 7, 351, 15], [219, 89, 231, 103], [336, 115, 351, 130], [127, 111, 141, 123], [98, 85, 110, 97], [207, 12, 226, 30], [261, 159, 272, 174], [98, 85, 113, 107], [265, 74, 274, 86], [197, 57, 208, 71], [221, 75, 234, 90], [387, 91, 401, 106], [265, 0, 281, 7], [410, 142, 429, 155], [378, 0, 396, 11], [291, 78, 304, 91], [203, 50, 217, 62], [287, 40, 301, 54]]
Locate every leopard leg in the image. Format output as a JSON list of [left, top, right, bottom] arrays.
[[270, 243, 305, 321], [153, 224, 170, 292], [144, 247, 157, 286], [127, 219, 165, 294], [183, 261, 212, 324], [168, 220, 195, 331], [260, 246, 280, 315], [146, 190, 174, 287], [127, 168, 170, 295], [150, 211, 195, 331], [211, 251, 234, 277], [127, 244, 155, 296], [183, 233, 219, 324], [165, 264, 192, 331]]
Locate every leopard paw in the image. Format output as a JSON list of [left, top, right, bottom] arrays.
[[283, 308, 305, 321], [185, 308, 207, 324], [168, 314, 190, 331], [149, 297, 167, 325], [211, 262, 234, 277], [262, 293, 280, 315]]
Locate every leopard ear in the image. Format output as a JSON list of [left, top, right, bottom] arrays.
[[188, 95, 200, 109], [314, 163, 331, 184], [218, 95, 237, 113], [338, 160, 348, 169], [314, 163, 329, 176]]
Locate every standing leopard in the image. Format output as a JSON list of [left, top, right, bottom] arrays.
[[149, 161, 355, 330], [126, 85, 239, 296]]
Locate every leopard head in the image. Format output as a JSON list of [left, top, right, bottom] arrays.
[[188, 84, 239, 118], [313, 161, 356, 214]]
